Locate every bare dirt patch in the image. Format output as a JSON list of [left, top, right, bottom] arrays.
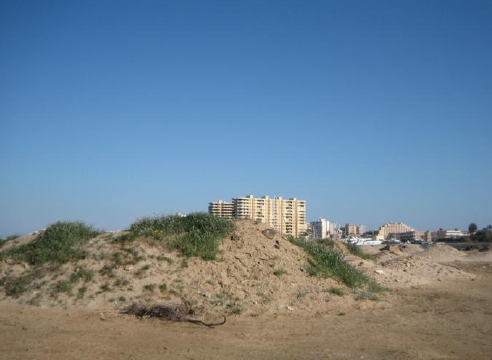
[[1, 220, 491, 359], [1, 262, 491, 360]]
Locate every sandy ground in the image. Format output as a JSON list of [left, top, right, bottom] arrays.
[[1, 262, 491, 360], [1, 221, 492, 359]]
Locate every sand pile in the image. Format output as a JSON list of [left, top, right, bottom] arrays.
[[415, 244, 466, 261], [372, 244, 412, 263], [2, 220, 490, 318], [465, 249, 492, 261], [0, 220, 357, 317], [352, 244, 476, 288]]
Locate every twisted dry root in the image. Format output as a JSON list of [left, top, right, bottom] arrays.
[[121, 303, 226, 328]]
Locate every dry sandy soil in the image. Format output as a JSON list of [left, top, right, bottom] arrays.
[[1, 220, 491, 359]]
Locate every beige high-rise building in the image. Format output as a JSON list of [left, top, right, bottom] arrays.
[[209, 195, 307, 237], [208, 200, 234, 219]]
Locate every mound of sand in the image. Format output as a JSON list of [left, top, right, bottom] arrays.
[[415, 243, 466, 261], [1, 220, 490, 318], [0, 220, 359, 317]]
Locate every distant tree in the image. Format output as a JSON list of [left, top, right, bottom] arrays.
[[468, 223, 478, 234], [471, 229, 492, 243]]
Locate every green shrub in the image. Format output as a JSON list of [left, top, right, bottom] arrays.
[[354, 290, 380, 301], [273, 268, 286, 277], [290, 238, 379, 289], [143, 284, 156, 292], [1, 274, 33, 297], [325, 287, 345, 296], [99, 265, 115, 278], [70, 267, 94, 283], [130, 214, 186, 238], [114, 278, 130, 287], [121, 247, 146, 263], [227, 304, 244, 315], [135, 264, 151, 278], [128, 213, 234, 260], [342, 242, 372, 260], [297, 289, 308, 298], [54, 280, 73, 293], [174, 231, 217, 260], [113, 232, 137, 243], [157, 255, 174, 264], [100, 283, 111, 292], [256, 293, 272, 304], [0, 234, 20, 248], [6, 221, 98, 265], [53, 267, 95, 295], [77, 286, 87, 299]]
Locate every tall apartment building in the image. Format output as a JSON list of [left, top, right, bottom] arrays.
[[378, 222, 414, 239], [208, 200, 234, 219], [209, 195, 307, 237]]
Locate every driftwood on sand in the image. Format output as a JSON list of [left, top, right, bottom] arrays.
[[121, 303, 226, 328]]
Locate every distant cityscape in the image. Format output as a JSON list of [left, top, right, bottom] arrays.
[[209, 194, 474, 242], [209, 195, 306, 238]]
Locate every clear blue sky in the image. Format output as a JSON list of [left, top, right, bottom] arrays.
[[1, 0, 491, 236]]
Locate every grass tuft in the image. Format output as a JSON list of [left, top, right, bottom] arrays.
[[1, 274, 33, 297], [290, 238, 381, 292], [354, 290, 380, 301], [128, 212, 234, 260], [4, 222, 98, 266], [342, 242, 373, 260], [273, 268, 286, 277], [325, 287, 346, 296], [0, 234, 20, 248]]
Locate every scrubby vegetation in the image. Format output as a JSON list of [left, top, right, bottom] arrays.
[[3, 221, 98, 265], [290, 238, 382, 293], [342, 242, 373, 260], [123, 213, 235, 260], [0, 234, 20, 248], [0, 223, 98, 299], [325, 286, 345, 296], [1, 217, 386, 313], [273, 268, 286, 277], [471, 228, 492, 243], [1, 273, 34, 298]]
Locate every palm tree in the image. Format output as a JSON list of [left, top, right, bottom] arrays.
[[468, 223, 478, 234]]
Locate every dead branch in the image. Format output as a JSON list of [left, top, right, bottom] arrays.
[[121, 303, 226, 328]]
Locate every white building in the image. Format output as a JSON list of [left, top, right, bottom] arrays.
[[311, 218, 330, 239], [432, 229, 468, 241], [310, 218, 338, 239]]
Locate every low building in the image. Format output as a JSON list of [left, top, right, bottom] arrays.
[[389, 230, 430, 242], [431, 229, 468, 241], [378, 222, 414, 239], [344, 223, 365, 236]]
